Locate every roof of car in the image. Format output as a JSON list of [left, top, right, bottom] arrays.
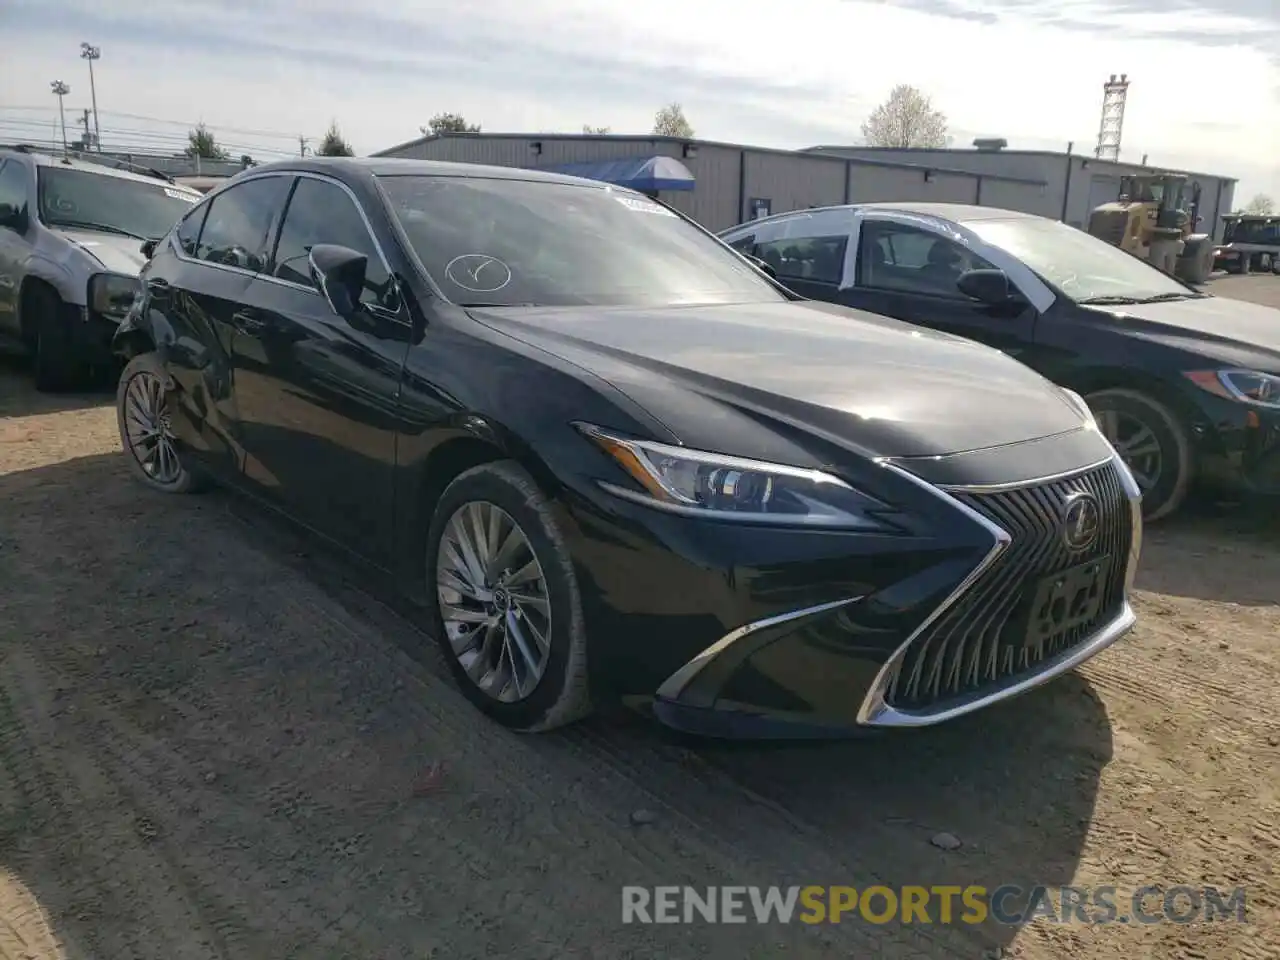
[[726, 201, 1042, 234], [0, 147, 202, 193], [243, 155, 618, 189], [856, 201, 1040, 222]]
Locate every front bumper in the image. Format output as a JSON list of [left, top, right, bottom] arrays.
[[1189, 395, 1280, 497], [598, 453, 1143, 740]]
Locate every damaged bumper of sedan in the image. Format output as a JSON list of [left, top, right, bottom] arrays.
[[569, 429, 1143, 740]]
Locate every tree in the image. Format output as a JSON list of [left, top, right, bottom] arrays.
[[422, 113, 481, 135], [239, 154, 255, 168], [317, 121, 354, 157], [1244, 193, 1275, 215], [185, 123, 229, 160], [652, 103, 693, 138], [582, 124, 611, 135], [861, 85, 949, 149]]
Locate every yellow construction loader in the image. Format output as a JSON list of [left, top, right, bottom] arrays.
[[1086, 173, 1216, 284]]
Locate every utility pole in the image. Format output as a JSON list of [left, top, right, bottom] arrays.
[[80, 43, 102, 151], [50, 81, 70, 155], [78, 109, 92, 151], [298, 135, 311, 156]]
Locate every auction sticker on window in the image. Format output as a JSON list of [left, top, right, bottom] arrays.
[[164, 188, 199, 202], [613, 195, 676, 216]]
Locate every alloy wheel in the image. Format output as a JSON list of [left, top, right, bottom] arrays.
[[436, 501, 552, 703], [122, 370, 183, 485], [1096, 408, 1162, 493]]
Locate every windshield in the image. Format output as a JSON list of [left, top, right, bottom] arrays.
[[967, 217, 1193, 302], [377, 175, 784, 308], [37, 167, 200, 241]]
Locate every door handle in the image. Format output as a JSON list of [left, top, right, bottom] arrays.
[[146, 277, 170, 292]]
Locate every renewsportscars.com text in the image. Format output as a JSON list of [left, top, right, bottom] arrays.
[[621, 884, 1247, 926]]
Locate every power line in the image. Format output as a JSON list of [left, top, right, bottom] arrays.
[[0, 103, 306, 142]]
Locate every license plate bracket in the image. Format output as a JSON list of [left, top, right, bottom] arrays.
[[1023, 556, 1111, 648]]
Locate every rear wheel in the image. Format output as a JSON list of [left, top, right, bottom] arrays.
[[116, 352, 201, 493], [425, 461, 591, 732], [1087, 388, 1192, 522]]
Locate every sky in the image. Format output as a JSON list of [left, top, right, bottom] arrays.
[[1, 0, 1277, 203]]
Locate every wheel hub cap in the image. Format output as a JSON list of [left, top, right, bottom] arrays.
[[435, 501, 552, 704], [122, 371, 183, 485]]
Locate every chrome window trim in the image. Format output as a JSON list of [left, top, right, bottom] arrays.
[[654, 595, 866, 703], [169, 170, 399, 305], [855, 453, 1142, 727]]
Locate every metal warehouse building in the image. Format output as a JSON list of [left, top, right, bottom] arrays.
[[372, 132, 1238, 239]]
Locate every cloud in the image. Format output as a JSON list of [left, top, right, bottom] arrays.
[[1, 0, 1276, 201]]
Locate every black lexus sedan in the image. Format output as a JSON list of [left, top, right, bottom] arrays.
[[719, 203, 1280, 521], [113, 158, 1141, 738]]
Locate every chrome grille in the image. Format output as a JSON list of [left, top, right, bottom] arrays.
[[885, 462, 1132, 711]]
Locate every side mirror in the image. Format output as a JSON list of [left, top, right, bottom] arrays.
[[745, 253, 777, 279], [956, 268, 1011, 304], [140, 238, 158, 260], [0, 202, 28, 232], [308, 243, 367, 318]]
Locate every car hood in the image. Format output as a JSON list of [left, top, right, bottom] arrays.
[[469, 300, 1088, 459], [51, 228, 148, 275], [1082, 295, 1280, 371]]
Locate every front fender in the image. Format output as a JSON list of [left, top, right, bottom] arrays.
[[112, 298, 177, 368]]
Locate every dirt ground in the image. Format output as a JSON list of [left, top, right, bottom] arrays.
[[0, 275, 1278, 960]]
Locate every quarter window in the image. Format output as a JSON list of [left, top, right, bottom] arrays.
[[271, 177, 394, 309], [858, 221, 995, 297], [194, 176, 291, 272], [175, 204, 209, 257]]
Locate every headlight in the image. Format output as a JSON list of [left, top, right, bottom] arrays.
[[576, 424, 900, 530], [88, 272, 142, 320], [1060, 387, 1097, 427], [1184, 369, 1280, 410]]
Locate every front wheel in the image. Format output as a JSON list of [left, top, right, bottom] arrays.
[[1087, 388, 1193, 522], [116, 352, 201, 493], [425, 461, 592, 732]]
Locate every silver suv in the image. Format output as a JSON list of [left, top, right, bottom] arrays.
[[0, 148, 202, 390]]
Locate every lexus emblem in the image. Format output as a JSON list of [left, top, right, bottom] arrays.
[[1061, 492, 1101, 551]]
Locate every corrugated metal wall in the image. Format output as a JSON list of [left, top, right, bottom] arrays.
[[377, 135, 1055, 231], [813, 147, 1238, 241]]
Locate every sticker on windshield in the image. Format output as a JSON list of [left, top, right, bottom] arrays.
[[444, 254, 512, 293], [164, 187, 199, 202], [613, 195, 676, 217]]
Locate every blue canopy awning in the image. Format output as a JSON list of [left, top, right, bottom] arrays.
[[541, 155, 695, 192]]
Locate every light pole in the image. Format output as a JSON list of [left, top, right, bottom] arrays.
[[50, 81, 70, 155], [79, 42, 101, 151]]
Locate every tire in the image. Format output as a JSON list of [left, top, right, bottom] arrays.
[[28, 286, 83, 392], [1087, 388, 1193, 522], [116, 352, 202, 494], [425, 460, 592, 732]]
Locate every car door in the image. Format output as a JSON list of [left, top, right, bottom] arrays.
[[230, 173, 410, 565], [0, 159, 35, 339], [156, 173, 293, 481], [840, 216, 1037, 359]]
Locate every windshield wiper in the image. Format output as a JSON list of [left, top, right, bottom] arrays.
[[1077, 295, 1143, 305], [1136, 292, 1204, 302], [48, 219, 151, 241], [457, 301, 538, 308]]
